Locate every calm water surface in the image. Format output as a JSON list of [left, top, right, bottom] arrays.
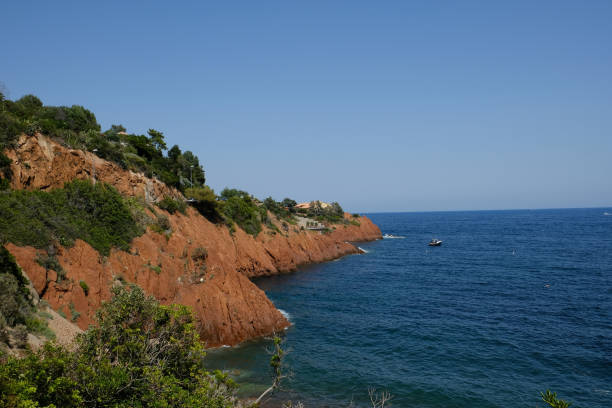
[[206, 209, 612, 407]]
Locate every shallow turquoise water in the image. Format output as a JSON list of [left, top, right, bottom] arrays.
[[205, 209, 612, 407]]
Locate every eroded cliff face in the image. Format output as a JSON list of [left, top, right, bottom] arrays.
[[5, 134, 182, 202], [4, 134, 381, 346]]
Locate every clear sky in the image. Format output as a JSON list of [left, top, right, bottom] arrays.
[[2, 1, 611, 212]]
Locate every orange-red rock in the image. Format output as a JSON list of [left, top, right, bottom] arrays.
[[4, 134, 381, 346]]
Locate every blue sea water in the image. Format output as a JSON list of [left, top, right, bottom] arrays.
[[205, 209, 612, 407]]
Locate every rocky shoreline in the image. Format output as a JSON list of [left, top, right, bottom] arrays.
[[4, 134, 382, 346]]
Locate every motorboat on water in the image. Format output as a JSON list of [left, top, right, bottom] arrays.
[[428, 238, 443, 246]]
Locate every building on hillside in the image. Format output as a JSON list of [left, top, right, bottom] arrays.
[[295, 201, 331, 210]]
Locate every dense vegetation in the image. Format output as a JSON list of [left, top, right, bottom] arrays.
[[263, 197, 297, 222], [0, 284, 240, 408], [0, 93, 205, 191], [0, 92, 357, 237], [0, 180, 143, 256], [0, 246, 54, 350], [296, 200, 345, 223], [218, 189, 268, 236]]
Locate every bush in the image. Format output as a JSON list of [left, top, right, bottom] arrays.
[[151, 214, 171, 233], [79, 280, 89, 296], [0, 246, 34, 328], [263, 196, 296, 222], [191, 246, 208, 261], [12, 324, 28, 348], [69, 302, 80, 322], [157, 196, 187, 215], [0, 180, 142, 256], [0, 284, 239, 407], [25, 315, 55, 340], [185, 186, 222, 222], [221, 194, 263, 236], [0, 151, 12, 188], [0, 274, 33, 328], [36, 252, 66, 281]]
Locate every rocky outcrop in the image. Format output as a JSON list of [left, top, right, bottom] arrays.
[[4, 134, 382, 346], [5, 134, 182, 202]]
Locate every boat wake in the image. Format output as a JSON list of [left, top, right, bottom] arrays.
[[383, 233, 405, 239], [604, 212, 611, 216]]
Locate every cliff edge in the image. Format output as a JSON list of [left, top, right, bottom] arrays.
[[3, 134, 381, 346]]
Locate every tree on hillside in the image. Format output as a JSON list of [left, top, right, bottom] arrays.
[[282, 198, 297, 211]]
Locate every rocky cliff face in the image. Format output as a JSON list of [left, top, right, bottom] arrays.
[[5, 134, 182, 202], [4, 134, 381, 346]]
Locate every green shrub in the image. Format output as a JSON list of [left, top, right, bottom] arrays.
[[219, 189, 264, 236], [25, 316, 55, 340], [541, 390, 572, 408], [185, 186, 222, 222], [0, 246, 34, 328], [157, 196, 187, 214], [151, 214, 171, 234], [0, 274, 33, 328], [0, 151, 12, 188], [0, 180, 142, 256], [79, 280, 89, 296], [36, 252, 66, 281], [68, 302, 80, 322], [263, 196, 296, 222], [146, 262, 162, 275]]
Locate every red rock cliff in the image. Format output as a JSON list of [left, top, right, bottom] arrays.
[[4, 134, 381, 346]]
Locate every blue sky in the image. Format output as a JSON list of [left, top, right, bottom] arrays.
[[2, 1, 611, 212]]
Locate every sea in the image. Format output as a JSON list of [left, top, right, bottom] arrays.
[[205, 209, 612, 408]]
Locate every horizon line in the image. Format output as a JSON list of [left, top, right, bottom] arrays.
[[358, 205, 612, 214]]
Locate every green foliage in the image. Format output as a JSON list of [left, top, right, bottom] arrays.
[[219, 189, 264, 236], [151, 214, 171, 234], [0, 284, 239, 407], [0, 180, 142, 256], [297, 201, 346, 224], [0, 342, 84, 407], [541, 390, 572, 408], [69, 302, 81, 322], [185, 186, 223, 222], [0, 151, 12, 188], [157, 196, 187, 214], [79, 280, 89, 296], [0, 93, 206, 193], [263, 197, 296, 223], [0, 94, 100, 150], [36, 251, 66, 281], [281, 198, 297, 210], [0, 274, 33, 329], [146, 262, 162, 275], [0, 246, 35, 330], [25, 315, 56, 340]]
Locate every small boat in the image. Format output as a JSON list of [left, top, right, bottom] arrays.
[[428, 239, 443, 246]]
